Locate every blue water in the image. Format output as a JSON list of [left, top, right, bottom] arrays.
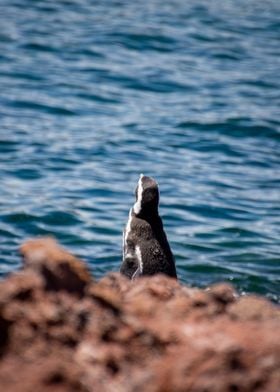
[[0, 0, 279, 301]]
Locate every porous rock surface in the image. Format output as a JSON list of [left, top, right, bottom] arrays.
[[0, 237, 279, 391]]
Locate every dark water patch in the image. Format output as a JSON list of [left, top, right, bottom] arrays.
[[76, 92, 121, 104], [176, 120, 280, 140], [0, 140, 19, 154], [183, 263, 233, 277], [110, 32, 177, 52], [32, 5, 58, 13], [191, 141, 245, 158], [211, 52, 243, 61], [21, 42, 60, 53], [0, 33, 15, 43], [243, 79, 278, 90], [0, 228, 18, 239], [2, 213, 39, 225], [183, 242, 222, 254], [101, 73, 192, 94], [132, 80, 194, 94], [11, 168, 42, 180], [48, 156, 81, 166], [188, 264, 233, 274], [237, 275, 280, 302], [8, 100, 77, 116], [190, 33, 217, 43], [78, 48, 106, 59], [42, 211, 82, 227], [0, 71, 46, 82]]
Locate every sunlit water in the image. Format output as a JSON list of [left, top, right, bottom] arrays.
[[0, 0, 279, 301]]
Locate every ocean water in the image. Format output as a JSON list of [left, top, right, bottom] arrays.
[[0, 0, 279, 301]]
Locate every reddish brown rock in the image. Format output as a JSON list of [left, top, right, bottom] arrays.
[[0, 237, 279, 391], [0, 270, 43, 305], [20, 237, 92, 295], [228, 295, 280, 321], [207, 282, 237, 305]]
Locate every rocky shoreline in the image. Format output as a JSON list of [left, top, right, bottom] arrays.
[[0, 237, 279, 391]]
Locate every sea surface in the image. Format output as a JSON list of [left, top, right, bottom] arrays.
[[0, 0, 279, 301]]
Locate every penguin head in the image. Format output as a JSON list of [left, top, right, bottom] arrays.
[[133, 174, 159, 217]]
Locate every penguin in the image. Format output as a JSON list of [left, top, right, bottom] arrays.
[[120, 174, 177, 280]]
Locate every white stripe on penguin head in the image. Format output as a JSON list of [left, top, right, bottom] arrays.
[[133, 174, 144, 215], [123, 207, 133, 259]]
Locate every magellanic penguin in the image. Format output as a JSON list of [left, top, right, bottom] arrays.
[[120, 174, 177, 280]]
